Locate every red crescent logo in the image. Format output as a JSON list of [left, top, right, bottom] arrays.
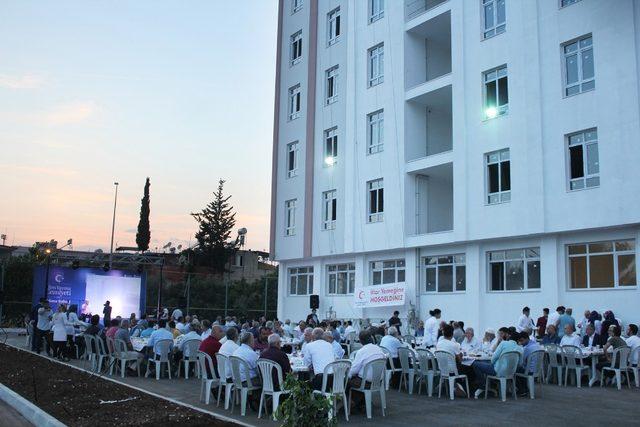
[[358, 291, 365, 299]]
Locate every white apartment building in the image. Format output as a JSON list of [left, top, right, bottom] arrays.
[[269, 0, 640, 333]]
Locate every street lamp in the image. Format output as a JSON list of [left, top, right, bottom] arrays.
[[109, 182, 119, 269]]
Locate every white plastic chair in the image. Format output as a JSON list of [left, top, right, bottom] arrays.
[[256, 359, 290, 420], [229, 356, 261, 416], [561, 345, 590, 388], [197, 351, 221, 405], [82, 334, 97, 369], [403, 335, 417, 347], [485, 350, 520, 401], [111, 339, 141, 378], [415, 348, 439, 397], [345, 331, 357, 356], [312, 360, 351, 421], [25, 321, 33, 348], [515, 349, 545, 399], [215, 353, 235, 409], [145, 339, 173, 380], [178, 339, 201, 379], [380, 347, 401, 391], [545, 344, 564, 385], [94, 336, 112, 372], [434, 350, 469, 400], [601, 346, 632, 390], [397, 347, 416, 394], [348, 358, 386, 419], [629, 346, 640, 388]]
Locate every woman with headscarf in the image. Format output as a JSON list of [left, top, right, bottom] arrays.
[[588, 310, 602, 334], [600, 311, 619, 337]]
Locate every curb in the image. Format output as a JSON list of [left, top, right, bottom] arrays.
[[2, 342, 256, 427], [0, 382, 66, 427]]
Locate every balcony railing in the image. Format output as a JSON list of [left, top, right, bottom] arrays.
[[405, 0, 449, 21]]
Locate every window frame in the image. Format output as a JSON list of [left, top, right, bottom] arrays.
[[367, 109, 384, 154], [288, 266, 314, 296], [487, 247, 541, 292], [327, 263, 356, 295], [327, 7, 341, 46], [322, 189, 337, 230], [566, 128, 599, 191], [567, 240, 637, 290], [325, 65, 339, 105], [483, 65, 508, 119], [368, 43, 384, 87], [286, 141, 299, 178], [485, 148, 511, 205], [562, 34, 595, 97], [422, 254, 466, 294], [324, 127, 338, 166], [367, 178, 384, 223], [482, 0, 506, 40], [290, 30, 303, 66], [288, 84, 301, 121], [292, 0, 303, 14], [559, 0, 581, 8], [284, 199, 296, 236], [369, 0, 384, 23], [370, 259, 405, 286]]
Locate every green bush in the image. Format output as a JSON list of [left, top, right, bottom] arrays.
[[276, 374, 337, 427]]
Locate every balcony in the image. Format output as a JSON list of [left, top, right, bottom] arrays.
[[405, 10, 451, 90], [405, 84, 452, 161], [407, 162, 453, 235], [405, 0, 449, 22]]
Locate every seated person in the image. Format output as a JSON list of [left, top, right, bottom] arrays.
[[114, 319, 144, 370], [303, 328, 335, 390], [260, 334, 292, 390], [140, 321, 156, 338], [231, 332, 260, 384], [481, 329, 497, 353], [472, 329, 522, 398], [199, 325, 225, 377], [596, 325, 627, 377], [515, 332, 542, 396], [541, 325, 561, 345], [415, 320, 425, 337], [147, 319, 173, 358], [559, 324, 581, 348], [324, 331, 345, 359], [168, 321, 182, 339], [453, 321, 465, 344], [84, 314, 101, 336], [460, 328, 481, 353], [131, 315, 148, 337], [300, 327, 314, 354], [253, 326, 271, 352], [343, 321, 356, 341], [625, 324, 640, 367], [379, 326, 407, 368], [436, 324, 461, 358], [348, 330, 385, 410], [582, 324, 602, 348], [176, 323, 202, 365], [219, 327, 240, 380]]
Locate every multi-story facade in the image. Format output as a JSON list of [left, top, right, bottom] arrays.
[[270, 0, 640, 332]]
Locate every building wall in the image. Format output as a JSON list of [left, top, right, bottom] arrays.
[[272, 0, 640, 330]]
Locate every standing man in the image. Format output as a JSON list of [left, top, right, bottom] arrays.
[[557, 307, 575, 338], [516, 307, 535, 333], [306, 309, 319, 327], [34, 300, 53, 355], [103, 301, 112, 327], [536, 308, 549, 339], [388, 311, 402, 336]]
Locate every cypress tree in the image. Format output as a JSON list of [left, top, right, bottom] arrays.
[[136, 177, 151, 252]]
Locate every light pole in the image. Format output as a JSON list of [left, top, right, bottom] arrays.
[[109, 182, 119, 268]]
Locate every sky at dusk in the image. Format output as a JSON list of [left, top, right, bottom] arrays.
[[0, 1, 278, 253]]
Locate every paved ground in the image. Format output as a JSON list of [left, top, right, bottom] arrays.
[[5, 334, 640, 426], [0, 399, 33, 427]]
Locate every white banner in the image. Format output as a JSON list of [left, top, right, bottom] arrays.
[[353, 283, 406, 308]]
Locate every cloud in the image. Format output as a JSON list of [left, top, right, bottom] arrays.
[[0, 74, 44, 89], [45, 101, 97, 125]]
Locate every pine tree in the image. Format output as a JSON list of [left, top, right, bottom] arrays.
[[136, 177, 151, 251], [191, 179, 238, 272]]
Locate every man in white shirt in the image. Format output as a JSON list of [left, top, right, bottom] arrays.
[[293, 321, 306, 340], [147, 319, 174, 357], [547, 307, 561, 332], [179, 326, 203, 357], [282, 319, 293, 337], [516, 307, 535, 333], [324, 331, 345, 359], [481, 329, 497, 353], [343, 321, 356, 341], [303, 328, 336, 390], [436, 324, 462, 359], [379, 326, 407, 367], [171, 308, 183, 322], [577, 309, 591, 337], [300, 327, 313, 354], [231, 332, 260, 383], [423, 309, 441, 348], [460, 328, 481, 353], [560, 324, 581, 348], [625, 324, 640, 366], [219, 328, 239, 379]]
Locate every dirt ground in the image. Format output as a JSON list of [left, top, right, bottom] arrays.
[[0, 344, 237, 426]]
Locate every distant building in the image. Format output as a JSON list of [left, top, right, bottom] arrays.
[[228, 250, 277, 282]]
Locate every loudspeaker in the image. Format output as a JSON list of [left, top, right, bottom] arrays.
[[309, 294, 319, 310]]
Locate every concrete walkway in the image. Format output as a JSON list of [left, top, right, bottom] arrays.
[[0, 400, 34, 427], [6, 334, 640, 426]]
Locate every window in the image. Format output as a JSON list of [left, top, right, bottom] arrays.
[[489, 248, 541, 291], [367, 179, 384, 223], [482, 0, 505, 39], [369, 0, 384, 23], [486, 149, 510, 204], [288, 84, 301, 120], [371, 259, 405, 285], [290, 31, 303, 66], [567, 128, 599, 190], [324, 127, 338, 165], [285, 199, 296, 236], [327, 263, 355, 295], [368, 44, 384, 87], [484, 65, 508, 118], [325, 66, 339, 105], [423, 254, 466, 293], [233, 254, 243, 267], [322, 190, 337, 230], [568, 240, 636, 289], [560, 0, 580, 7], [292, 0, 303, 13], [367, 110, 384, 154], [286, 141, 298, 178], [327, 7, 341, 45], [563, 35, 594, 96], [289, 267, 314, 295]]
